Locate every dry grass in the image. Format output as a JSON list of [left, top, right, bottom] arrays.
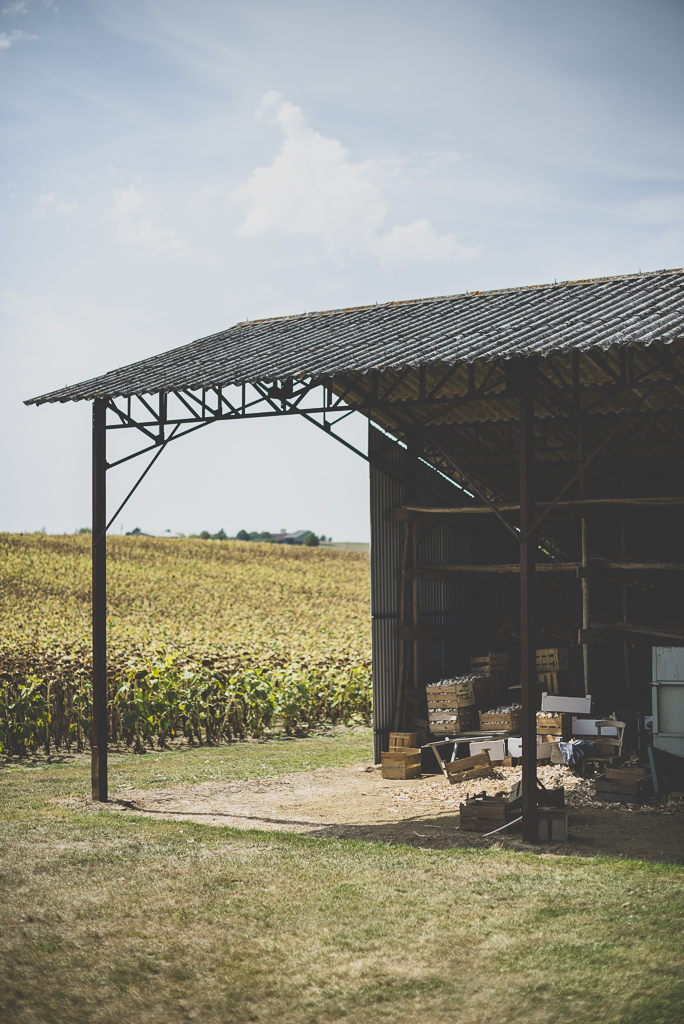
[[1, 737, 683, 1023]]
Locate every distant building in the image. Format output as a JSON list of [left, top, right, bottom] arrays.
[[271, 529, 312, 545], [320, 541, 370, 552]]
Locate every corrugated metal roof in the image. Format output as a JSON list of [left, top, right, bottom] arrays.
[[25, 268, 684, 405]]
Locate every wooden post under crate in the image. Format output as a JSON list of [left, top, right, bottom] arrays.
[[536, 808, 568, 841]]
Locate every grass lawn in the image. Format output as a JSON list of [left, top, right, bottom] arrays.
[[1, 734, 683, 1024]]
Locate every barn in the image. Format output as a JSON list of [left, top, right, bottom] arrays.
[[26, 267, 684, 839]]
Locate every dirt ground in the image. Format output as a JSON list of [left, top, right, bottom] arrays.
[[74, 762, 684, 863]]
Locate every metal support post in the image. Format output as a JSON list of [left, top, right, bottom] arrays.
[[519, 392, 537, 842], [406, 433, 423, 692], [92, 398, 108, 801], [621, 517, 632, 691], [581, 516, 590, 695]]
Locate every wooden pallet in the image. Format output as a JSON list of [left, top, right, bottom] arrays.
[[537, 670, 579, 696], [536, 648, 570, 672]]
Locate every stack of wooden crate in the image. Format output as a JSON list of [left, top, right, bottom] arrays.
[[536, 648, 579, 697], [426, 679, 477, 736], [381, 732, 422, 779], [470, 653, 510, 708]]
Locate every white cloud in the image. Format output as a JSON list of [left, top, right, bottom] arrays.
[[369, 219, 481, 271], [107, 184, 182, 252], [0, 28, 36, 49], [2, 2, 29, 15], [31, 192, 77, 218], [233, 91, 477, 270]]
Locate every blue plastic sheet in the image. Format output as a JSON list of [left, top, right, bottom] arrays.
[[559, 738, 595, 768]]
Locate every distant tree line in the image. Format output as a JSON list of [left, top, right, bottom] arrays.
[[82, 526, 330, 545]]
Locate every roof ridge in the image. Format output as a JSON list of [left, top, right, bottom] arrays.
[[232, 267, 683, 331]]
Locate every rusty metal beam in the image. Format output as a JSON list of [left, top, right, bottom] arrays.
[[518, 389, 537, 843], [91, 398, 108, 803]]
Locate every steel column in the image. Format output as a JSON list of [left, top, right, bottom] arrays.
[[92, 398, 108, 801], [519, 393, 537, 842]]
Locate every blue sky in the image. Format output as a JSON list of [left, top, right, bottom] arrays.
[[2, 0, 683, 538]]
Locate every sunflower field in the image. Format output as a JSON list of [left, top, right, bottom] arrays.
[[0, 533, 372, 754]]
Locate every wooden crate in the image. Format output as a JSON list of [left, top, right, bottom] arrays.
[[426, 680, 475, 709], [381, 750, 421, 780], [389, 732, 418, 749], [595, 776, 652, 804], [604, 765, 649, 783], [536, 712, 572, 736], [536, 648, 570, 672], [537, 670, 579, 696], [429, 705, 477, 735], [445, 751, 495, 785], [479, 709, 522, 731], [459, 793, 512, 832], [471, 652, 510, 674]]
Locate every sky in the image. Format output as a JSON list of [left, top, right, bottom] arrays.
[[1, 0, 683, 540]]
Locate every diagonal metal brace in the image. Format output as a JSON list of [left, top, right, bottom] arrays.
[[93, 423, 180, 545]]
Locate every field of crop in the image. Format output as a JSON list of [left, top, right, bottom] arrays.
[[0, 534, 372, 753]]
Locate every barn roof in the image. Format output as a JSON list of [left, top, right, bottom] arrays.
[[25, 268, 684, 406]]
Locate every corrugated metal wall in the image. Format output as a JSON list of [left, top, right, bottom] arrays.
[[369, 425, 472, 761], [369, 426, 404, 762]]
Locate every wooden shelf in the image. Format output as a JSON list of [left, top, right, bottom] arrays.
[[392, 497, 684, 522], [580, 623, 684, 643]]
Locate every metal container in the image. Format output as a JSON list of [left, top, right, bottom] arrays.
[[652, 647, 684, 759]]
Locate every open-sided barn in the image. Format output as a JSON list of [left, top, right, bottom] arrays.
[[26, 267, 684, 839]]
